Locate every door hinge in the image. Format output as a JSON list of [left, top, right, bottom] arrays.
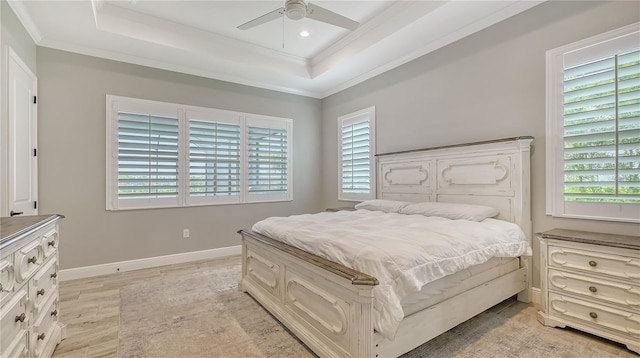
[[33, 148, 37, 157], [33, 96, 37, 104], [34, 201, 37, 209]]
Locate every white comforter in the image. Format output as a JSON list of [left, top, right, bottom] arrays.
[[251, 209, 531, 340]]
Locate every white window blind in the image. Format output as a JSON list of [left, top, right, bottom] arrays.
[[342, 121, 370, 194], [248, 126, 288, 194], [189, 120, 241, 199], [106, 96, 292, 210], [246, 117, 292, 202], [563, 49, 640, 203], [115, 112, 180, 209], [338, 107, 376, 201], [546, 23, 640, 222]]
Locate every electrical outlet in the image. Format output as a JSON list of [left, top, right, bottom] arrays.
[[183, 229, 190, 238]]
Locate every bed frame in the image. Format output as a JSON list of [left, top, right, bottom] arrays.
[[238, 137, 533, 357]]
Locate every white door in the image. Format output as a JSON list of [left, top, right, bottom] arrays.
[[8, 49, 37, 217]]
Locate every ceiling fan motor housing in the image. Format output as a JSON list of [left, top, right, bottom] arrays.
[[285, 0, 307, 20]]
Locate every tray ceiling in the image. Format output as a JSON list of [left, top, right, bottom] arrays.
[[8, 0, 544, 98]]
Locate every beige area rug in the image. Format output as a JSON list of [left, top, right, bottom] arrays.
[[119, 263, 634, 358], [118, 263, 314, 358]]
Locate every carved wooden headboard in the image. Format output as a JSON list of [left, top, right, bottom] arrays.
[[376, 137, 533, 238]]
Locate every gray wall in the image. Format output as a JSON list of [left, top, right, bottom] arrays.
[[37, 48, 322, 269], [321, 1, 640, 288], [1, 0, 38, 217]]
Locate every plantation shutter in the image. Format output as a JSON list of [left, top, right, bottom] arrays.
[[341, 120, 371, 195], [246, 120, 291, 201], [563, 48, 640, 204], [189, 119, 241, 200], [107, 96, 292, 210], [117, 112, 179, 200]]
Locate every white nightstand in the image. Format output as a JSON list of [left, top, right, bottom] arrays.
[[537, 229, 639, 354]]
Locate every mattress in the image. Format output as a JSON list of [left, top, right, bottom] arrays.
[[402, 257, 520, 316]]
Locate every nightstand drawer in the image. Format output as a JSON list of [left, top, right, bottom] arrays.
[[548, 269, 640, 310], [549, 292, 640, 340], [548, 245, 640, 283]]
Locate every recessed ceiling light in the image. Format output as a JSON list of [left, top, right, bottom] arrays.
[[299, 31, 310, 37]]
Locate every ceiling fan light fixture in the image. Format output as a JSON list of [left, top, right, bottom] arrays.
[[238, 0, 359, 31], [285, 0, 307, 20]]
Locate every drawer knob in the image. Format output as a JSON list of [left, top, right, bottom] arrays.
[[48, 240, 56, 247], [27, 256, 37, 264], [51, 310, 58, 317], [37, 288, 45, 296], [589, 286, 598, 293], [37, 333, 46, 340], [588, 260, 597, 267], [50, 272, 58, 279], [589, 312, 598, 319], [15, 313, 26, 322]]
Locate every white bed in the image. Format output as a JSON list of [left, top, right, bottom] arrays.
[[238, 137, 534, 357]]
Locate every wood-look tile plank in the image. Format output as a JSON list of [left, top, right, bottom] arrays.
[[85, 339, 118, 358], [52, 255, 636, 358]]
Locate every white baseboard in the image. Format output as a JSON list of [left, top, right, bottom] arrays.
[[59, 245, 241, 282], [531, 287, 541, 305]]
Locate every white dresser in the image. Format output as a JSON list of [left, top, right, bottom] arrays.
[[537, 229, 639, 354], [0, 215, 65, 358]]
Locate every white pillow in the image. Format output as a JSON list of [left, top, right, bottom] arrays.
[[399, 201, 499, 221], [354, 199, 406, 213]]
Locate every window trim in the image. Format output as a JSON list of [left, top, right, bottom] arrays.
[[106, 95, 292, 211], [545, 22, 640, 223], [338, 106, 376, 202]]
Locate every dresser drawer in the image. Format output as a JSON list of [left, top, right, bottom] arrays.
[[0, 289, 29, 358], [14, 239, 43, 283], [31, 258, 58, 316], [32, 297, 60, 358], [2, 330, 28, 358], [549, 292, 640, 340], [41, 228, 59, 259], [1, 254, 15, 305], [548, 245, 640, 283], [548, 269, 640, 310]]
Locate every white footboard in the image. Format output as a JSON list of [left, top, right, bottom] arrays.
[[239, 230, 378, 358]]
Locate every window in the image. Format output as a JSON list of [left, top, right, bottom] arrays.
[[117, 113, 179, 201], [546, 23, 639, 223], [107, 96, 292, 210], [338, 107, 376, 201], [187, 110, 241, 205], [247, 119, 290, 201]]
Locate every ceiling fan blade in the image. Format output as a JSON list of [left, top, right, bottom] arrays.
[[238, 7, 285, 30], [306, 3, 359, 31]]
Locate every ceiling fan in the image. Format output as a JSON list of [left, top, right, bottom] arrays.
[[238, 0, 359, 31]]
